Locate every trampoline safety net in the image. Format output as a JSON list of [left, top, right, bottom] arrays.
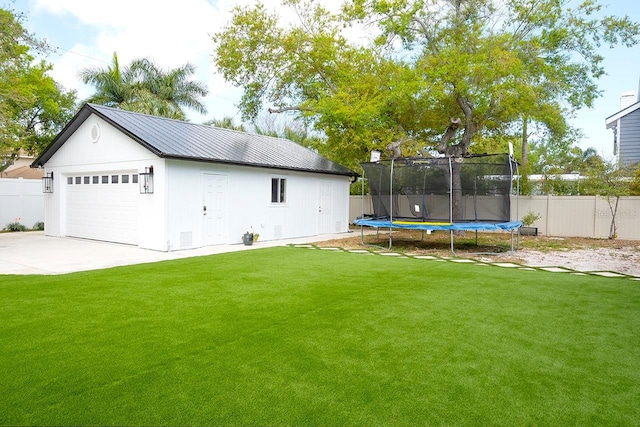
[[362, 154, 517, 223]]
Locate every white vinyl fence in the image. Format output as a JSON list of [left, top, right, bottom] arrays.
[[0, 178, 44, 230], [350, 195, 640, 240]]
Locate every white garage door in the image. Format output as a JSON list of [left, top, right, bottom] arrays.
[[65, 171, 139, 245]]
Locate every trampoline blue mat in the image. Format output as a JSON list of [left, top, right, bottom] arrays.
[[354, 218, 523, 232]]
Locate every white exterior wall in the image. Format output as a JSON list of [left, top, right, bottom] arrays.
[[42, 114, 165, 250], [41, 114, 352, 252], [164, 159, 351, 251]]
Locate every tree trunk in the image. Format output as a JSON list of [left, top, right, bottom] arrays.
[[436, 95, 477, 224], [521, 116, 528, 169], [608, 196, 620, 239], [451, 160, 463, 221]]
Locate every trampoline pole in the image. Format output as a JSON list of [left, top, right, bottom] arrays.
[[449, 157, 454, 253], [360, 169, 365, 246], [450, 230, 454, 253], [389, 157, 395, 250]]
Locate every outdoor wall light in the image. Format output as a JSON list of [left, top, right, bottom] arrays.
[[139, 165, 154, 194], [42, 172, 54, 193]]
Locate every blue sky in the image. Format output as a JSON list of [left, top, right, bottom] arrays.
[[12, 0, 640, 160]]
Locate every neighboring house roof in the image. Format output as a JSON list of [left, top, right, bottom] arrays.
[[32, 103, 358, 177], [605, 100, 640, 128], [1, 165, 44, 179]]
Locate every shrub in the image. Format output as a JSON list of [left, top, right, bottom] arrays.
[[521, 210, 541, 227], [6, 222, 27, 232], [33, 221, 45, 231]]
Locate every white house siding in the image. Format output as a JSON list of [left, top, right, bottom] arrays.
[[164, 159, 351, 251], [619, 108, 640, 165], [41, 114, 165, 249], [39, 113, 352, 252]]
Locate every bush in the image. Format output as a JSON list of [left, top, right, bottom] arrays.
[[6, 222, 27, 232], [521, 210, 541, 227], [33, 221, 44, 231]]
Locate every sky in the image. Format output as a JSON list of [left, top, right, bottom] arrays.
[[10, 0, 640, 161]]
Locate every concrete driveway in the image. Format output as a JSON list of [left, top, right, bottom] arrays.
[[0, 231, 356, 275]]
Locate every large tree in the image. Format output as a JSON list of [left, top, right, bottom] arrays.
[[213, 1, 423, 167], [213, 0, 639, 168], [80, 54, 208, 120], [0, 8, 76, 165]]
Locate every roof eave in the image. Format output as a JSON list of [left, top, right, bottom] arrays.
[[161, 154, 359, 177], [605, 100, 640, 126], [31, 103, 162, 168]]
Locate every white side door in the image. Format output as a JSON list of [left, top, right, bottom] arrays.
[[318, 181, 333, 234], [203, 173, 228, 245]]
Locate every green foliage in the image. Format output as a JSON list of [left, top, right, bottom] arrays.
[[521, 210, 541, 227], [212, 0, 639, 168], [581, 161, 637, 238], [204, 116, 246, 131], [1, 248, 639, 425], [349, 177, 369, 195], [631, 165, 640, 196], [80, 53, 208, 120], [0, 8, 77, 160], [33, 221, 44, 231], [5, 221, 26, 232]]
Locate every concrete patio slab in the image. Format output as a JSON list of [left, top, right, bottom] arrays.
[[0, 231, 357, 275]]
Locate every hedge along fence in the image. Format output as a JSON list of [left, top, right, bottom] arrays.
[[349, 195, 640, 240], [0, 178, 44, 231]]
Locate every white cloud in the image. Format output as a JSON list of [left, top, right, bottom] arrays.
[[29, 0, 361, 122], [29, 0, 638, 158], [31, 0, 248, 120]]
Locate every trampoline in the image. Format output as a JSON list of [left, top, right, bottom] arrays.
[[354, 153, 522, 251]]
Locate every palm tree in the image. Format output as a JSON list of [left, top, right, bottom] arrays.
[[79, 52, 137, 109], [129, 59, 208, 119], [79, 53, 208, 119]]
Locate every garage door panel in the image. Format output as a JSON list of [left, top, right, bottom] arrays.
[[65, 171, 139, 245]]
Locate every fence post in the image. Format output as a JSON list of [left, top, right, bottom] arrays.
[[593, 195, 597, 238], [545, 194, 551, 236]]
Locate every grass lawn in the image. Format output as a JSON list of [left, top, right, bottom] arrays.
[[1, 246, 639, 426]]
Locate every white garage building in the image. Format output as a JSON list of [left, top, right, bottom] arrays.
[[32, 104, 357, 252]]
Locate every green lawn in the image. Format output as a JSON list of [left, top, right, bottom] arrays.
[[1, 246, 639, 426]]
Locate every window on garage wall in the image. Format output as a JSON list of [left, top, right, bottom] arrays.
[[271, 177, 287, 204]]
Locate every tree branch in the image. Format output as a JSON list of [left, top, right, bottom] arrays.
[[437, 117, 461, 154], [268, 105, 311, 114]]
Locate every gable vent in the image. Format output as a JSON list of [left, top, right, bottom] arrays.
[[91, 123, 100, 143]]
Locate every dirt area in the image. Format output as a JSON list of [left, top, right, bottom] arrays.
[[515, 247, 640, 276], [314, 230, 640, 277]]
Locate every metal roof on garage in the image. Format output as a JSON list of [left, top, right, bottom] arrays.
[[32, 103, 358, 177]]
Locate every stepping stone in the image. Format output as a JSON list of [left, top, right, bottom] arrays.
[[348, 250, 369, 253], [379, 252, 402, 256], [319, 247, 341, 250], [493, 262, 520, 268], [518, 267, 536, 271], [590, 271, 626, 278], [540, 267, 572, 273], [413, 255, 439, 260], [450, 259, 476, 263]]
